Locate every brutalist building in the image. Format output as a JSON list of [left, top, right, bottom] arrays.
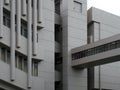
[[0, 0, 120, 90]]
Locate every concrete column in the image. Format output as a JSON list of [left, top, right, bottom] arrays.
[[33, 0, 37, 56], [38, 0, 43, 23], [87, 34, 94, 90], [16, 0, 21, 48], [22, 0, 27, 16], [10, 0, 16, 81], [4, 0, 10, 5], [0, 0, 3, 38], [27, 0, 32, 88]]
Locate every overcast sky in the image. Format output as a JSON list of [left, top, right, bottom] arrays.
[[87, 0, 120, 16]]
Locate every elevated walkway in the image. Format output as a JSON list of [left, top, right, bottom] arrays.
[[72, 34, 120, 69]]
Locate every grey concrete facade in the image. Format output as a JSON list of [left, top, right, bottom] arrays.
[[1, 0, 120, 90], [61, 0, 87, 90], [0, 0, 54, 90], [87, 7, 120, 90]]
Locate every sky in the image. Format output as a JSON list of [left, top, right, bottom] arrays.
[[87, 0, 120, 16]]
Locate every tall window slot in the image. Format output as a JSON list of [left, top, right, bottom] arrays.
[[1, 48, 6, 62], [32, 60, 39, 76]]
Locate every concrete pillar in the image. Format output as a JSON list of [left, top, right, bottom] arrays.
[[16, 0, 21, 48], [61, 0, 87, 90], [10, 0, 16, 81], [33, 0, 37, 56], [4, 0, 10, 5], [22, 0, 27, 16], [27, 0, 32, 88], [87, 35, 94, 90], [0, 0, 3, 38], [38, 0, 43, 23]]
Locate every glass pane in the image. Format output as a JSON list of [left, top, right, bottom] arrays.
[[7, 50, 10, 64], [34, 62, 38, 76], [23, 59, 27, 72], [18, 56, 22, 70]]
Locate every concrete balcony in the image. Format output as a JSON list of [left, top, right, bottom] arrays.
[[71, 34, 120, 69]]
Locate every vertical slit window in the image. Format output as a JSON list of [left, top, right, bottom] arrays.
[[18, 56, 23, 70], [32, 60, 39, 76], [1, 48, 6, 62], [7, 50, 10, 64], [3, 9, 10, 28], [21, 21, 27, 38], [37, 33, 38, 42], [23, 59, 27, 72], [15, 54, 18, 68]]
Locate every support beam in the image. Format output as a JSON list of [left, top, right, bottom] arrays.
[[22, 0, 27, 16], [27, 0, 32, 88], [10, 0, 16, 81], [33, 0, 37, 56], [16, 0, 21, 48], [38, 0, 43, 23], [0, 0, 3, 38]]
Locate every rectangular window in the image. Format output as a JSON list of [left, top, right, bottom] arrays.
[[15, 54, 28, 72], [3, 9, 10, 28], [3, 15, 6, 26], [37, 33, 38, 42], [18, 56, 23, 70], [23, 59, 27, 72], [1, 48, 6, 62], [15, 54, 18, 68], [7, 50, 10, 64], [21, 20, 27, 38], [32, 61, 39, 76], [74, 1, 82, 13]]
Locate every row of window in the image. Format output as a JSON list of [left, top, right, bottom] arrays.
[[72, 40, 120, 60], [3, 11, 10, 28], [3, 10, 28, 38], [3, 9, 39, 42], [0, 47, 39, 76]]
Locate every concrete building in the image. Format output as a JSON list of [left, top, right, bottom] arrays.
[[0, 0, 120, 90], [0, 0, 54, 90]]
